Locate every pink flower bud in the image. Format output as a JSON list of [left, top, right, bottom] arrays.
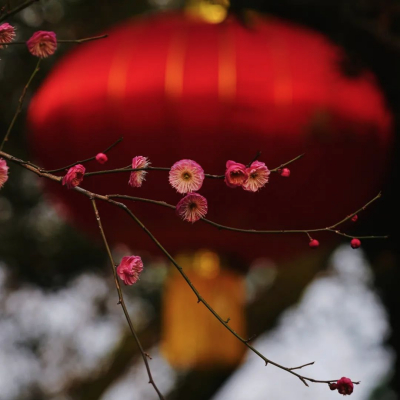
[[95, 153, 108, 164], [309, 239, 320, 249], [336, 377, 354, 395], [62, 164, 85, 189], [329, 383, 338, 391], [176, 193, 208, 223], [351, 215, 358, 222], [280, 168, 291, 177], [27, 31, 57, 58], [0, 158, 9, 189], [117, 255, 143, 285], [224, 160, 248, 188], [350, 238, 361, 249]]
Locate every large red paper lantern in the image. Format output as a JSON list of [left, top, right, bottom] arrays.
[[28, 11, 392, 262]]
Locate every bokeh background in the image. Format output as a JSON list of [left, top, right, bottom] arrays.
[[1, 0, 400, 399]]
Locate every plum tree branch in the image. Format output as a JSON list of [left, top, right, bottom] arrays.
[[0, 149, 365, 388]]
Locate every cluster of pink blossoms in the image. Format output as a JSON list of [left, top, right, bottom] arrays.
[[0, 24, 57, 58], [225, 160, 270, 192], [329, 377, 354, 396], [169, 159, 208, 223], [0, 158, 9, 189], [59, 153, 364, 286]]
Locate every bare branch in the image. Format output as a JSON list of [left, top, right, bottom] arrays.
[[90, 198, 164, 400]]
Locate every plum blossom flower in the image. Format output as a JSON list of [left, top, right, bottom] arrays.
[[95, 153, 108, 164], [62, 164, 85, 189], [242, 161, 270, 192], [117, 255, 143, 285], [176, 193, 208, 223], [0, 23, 16, 48], [129, 156, 150, 188], [27, 31, 57, 58], [336, 377, 354, 395], [169, 159, 204, 194], [225, 160, 248, 188], [0, 158, 9, 189]]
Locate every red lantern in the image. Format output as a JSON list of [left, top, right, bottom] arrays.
[[28, 12, 392, 262]]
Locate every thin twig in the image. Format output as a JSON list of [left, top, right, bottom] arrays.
[[84, 153, 304, 178], [90, 198, 164, 400], [246, 150, 262, 167], [106, 193, 386, 240], [0, 0, 39, 23], [7, 34, 108, 45], [0, 58, 41, 151], [289, 361, 315, 371], [43, 137, 123, 173], [270, 153, 305, 172]]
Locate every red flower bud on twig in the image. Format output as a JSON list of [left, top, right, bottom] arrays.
[[280, 168, 291, 177], [95, 153, 108, 164], [350, 238, 361, 249]]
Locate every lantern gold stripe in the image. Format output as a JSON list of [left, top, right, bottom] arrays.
[[107, 30, 136, 103], [165, 30, 186, 101], [218, 24, 236, 104], [270, 34, 293, 106]]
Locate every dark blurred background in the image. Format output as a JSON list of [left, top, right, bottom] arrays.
[[0, 1, 399, 399]]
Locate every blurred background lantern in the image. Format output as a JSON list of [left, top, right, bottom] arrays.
[[27, 2, 393, 373], [162, 249, 246, 369], [27, 8, 392, 263]]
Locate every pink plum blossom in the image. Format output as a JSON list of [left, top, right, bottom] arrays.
[[242, 161, 270, 192], [0, 158, 9, 189], [176, 193, 208, 223], [224, 160, 248, 188], [336, 377, 354, 395], [27, 31, 57, 58], [169, 159, 204, 194], [0, 23, 16, 48], [62, 164, 85, 189], [117, 255, 143, 285], [129, 156, 150, 188], [95, 153, 108, 164]]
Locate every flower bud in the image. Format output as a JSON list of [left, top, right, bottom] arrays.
[[350, 238, 361, 249], [280, 168, 290, 177], [329, 383, 338, 391], [95, 153, 108, 164], [309, 239, 320, 249]]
